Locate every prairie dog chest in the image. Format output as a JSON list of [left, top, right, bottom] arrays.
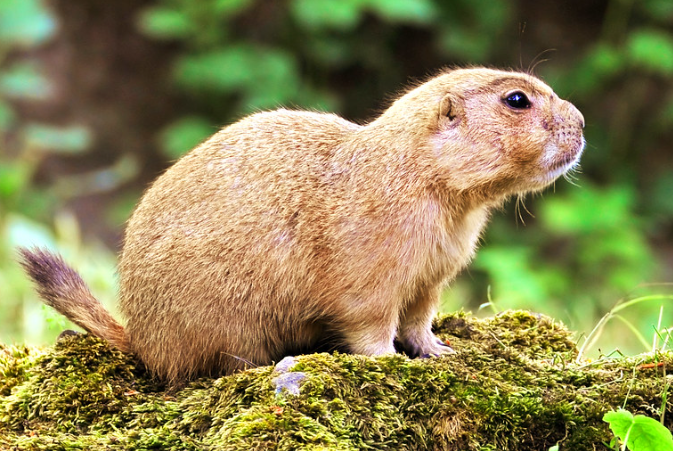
[[421, 203, 491, 285]]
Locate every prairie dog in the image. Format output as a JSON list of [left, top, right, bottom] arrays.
[[20, 68, 585, 384]]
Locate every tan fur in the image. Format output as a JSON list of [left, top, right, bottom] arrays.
[[20, 68, 585, 385]]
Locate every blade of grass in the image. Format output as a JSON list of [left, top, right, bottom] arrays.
[[576, 295, 673, 362]]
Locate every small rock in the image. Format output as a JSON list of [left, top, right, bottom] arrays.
[[272, 356, 306, 396], [274, 356, 298, 373]]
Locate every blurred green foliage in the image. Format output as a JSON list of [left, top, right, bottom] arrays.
[[0, 0, 55, 46], [0, 0, 117, 344], [137, 0, 516, 159], [1, 0, 672, 355]]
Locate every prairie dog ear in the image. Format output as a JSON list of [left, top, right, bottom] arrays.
[[439, 93, 463, 122]]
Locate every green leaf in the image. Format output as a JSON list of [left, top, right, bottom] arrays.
[[366, 0, 436, 24], [290, 0, 363, 31], [0, 0, 56, 46], [556, 44, 625, 96], [23, 124, 92, 153], [540, 185, 636, 234], [159, 116, 214, 159], [590, 44, 625, 74], [137, 6, 194, 40], [213, 0, 254, 15], [604, 409, 635, 440], [604, 409, 673, 451], [243, 50, 300, 110], [473, 246, 559, 306], [0, 161, 29, 199], [174, 47, 256, 92], [629, 416, 673, 451], [439, 28, 492, 61], [436, 0, 510, 61], [0, 63, 52, 100], [173, 46, 299, 108], [627, 29, 673, 77]]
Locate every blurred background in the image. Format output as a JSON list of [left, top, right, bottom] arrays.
[[1, 0, 672, 356]]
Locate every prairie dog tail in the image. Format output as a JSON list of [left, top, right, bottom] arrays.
[[18, 247, 130, 352]]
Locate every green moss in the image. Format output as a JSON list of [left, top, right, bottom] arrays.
[[0, 311, 671, 450], [0, 344, 39, 396]]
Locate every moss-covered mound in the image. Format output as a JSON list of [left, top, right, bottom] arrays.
[[1, 310, 671, 450]]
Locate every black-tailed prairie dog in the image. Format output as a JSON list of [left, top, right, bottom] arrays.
[[20, 67, 585, 384]]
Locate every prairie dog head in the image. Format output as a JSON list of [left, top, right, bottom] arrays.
[[377, 68, 585, 197]]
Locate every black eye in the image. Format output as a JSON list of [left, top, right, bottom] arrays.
[[504, 91, 531, 109]]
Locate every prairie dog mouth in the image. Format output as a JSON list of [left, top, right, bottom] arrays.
[[543, 137, 586, 182], [552, 149, 581, 172]]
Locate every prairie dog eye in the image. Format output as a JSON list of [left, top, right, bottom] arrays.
[[503, 91, 531, 109]]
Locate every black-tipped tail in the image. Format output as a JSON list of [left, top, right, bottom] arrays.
[[19, 247, 87, 308], [18, 247, 129, 352]]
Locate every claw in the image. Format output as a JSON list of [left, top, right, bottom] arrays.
[[436, 339, 456, 354], [420, 345, 455, 359]]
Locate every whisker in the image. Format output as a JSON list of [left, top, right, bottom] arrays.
[[527, 49, 556, 74], [515, 195, 525, 226], [521, 195, 535, 219], [515, 194, 535, 225], [562, 164, 583, 187]]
